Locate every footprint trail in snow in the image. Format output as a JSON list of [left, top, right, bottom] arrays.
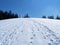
[[0, 18, 60, 45]]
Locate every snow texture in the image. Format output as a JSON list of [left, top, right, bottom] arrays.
[[0, 18, 60, 45]]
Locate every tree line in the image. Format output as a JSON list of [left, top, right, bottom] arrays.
[[0, 10, 30, 20], [0, 10, 18, 20], [0, 10, 60, 20], [42, 15, 60, 20]]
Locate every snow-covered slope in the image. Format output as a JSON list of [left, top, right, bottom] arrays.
[[0, 18, 60, 45]]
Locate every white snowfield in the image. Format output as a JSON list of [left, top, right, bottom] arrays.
[[0, 18, 60, 45]]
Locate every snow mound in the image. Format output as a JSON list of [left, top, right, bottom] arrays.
[[0, 18, 60, 45]]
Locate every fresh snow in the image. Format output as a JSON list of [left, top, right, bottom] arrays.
[[0, 18, 60, 45]]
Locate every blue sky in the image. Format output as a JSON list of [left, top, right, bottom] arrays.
[[0, 0, 60, 18]]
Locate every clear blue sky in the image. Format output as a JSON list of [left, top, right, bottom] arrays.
[[0, 0, 60, 18]]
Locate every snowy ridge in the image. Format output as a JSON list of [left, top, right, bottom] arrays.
[[0, 18, 60, 45]]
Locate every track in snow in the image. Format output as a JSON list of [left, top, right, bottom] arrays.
[[0, 19, 60, 45]]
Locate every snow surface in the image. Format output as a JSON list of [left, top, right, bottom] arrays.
[[0, 18, 60, 45]]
